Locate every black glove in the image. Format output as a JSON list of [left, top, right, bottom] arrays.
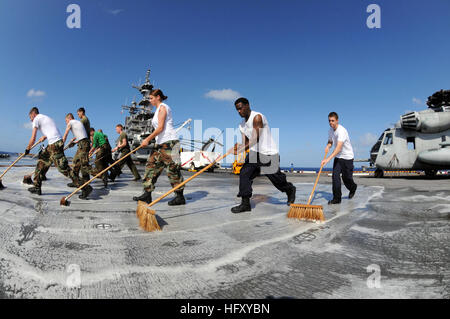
[[68, 142, 76, 148], [24, 149, 30, 155]]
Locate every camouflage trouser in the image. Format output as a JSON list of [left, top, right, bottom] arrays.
[[116, 147, 141, 179], [143, 140, 184, 192], [34, 140, 78, 188], [36, 146, 50, 179], [91, 144, 110, 183], [72, 138, 91, 184]]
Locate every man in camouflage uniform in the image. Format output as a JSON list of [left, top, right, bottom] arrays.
[[97, 129, 119, 179], [77, 107, 90, 136], [89, 128, 110, 188], [26, 107, 79, 195], [63, 113, 93, 199], [110, 124, 141, 181]]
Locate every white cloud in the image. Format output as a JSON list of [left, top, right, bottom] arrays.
[[412, 97, 422, 105], [27, 89, 46, 98], [359, 132, 378, 147], [204, 89, 241, 102], [108, 9, 124, 15], [23, 122, 33, 130]]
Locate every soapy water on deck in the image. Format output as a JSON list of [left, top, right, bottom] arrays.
[[1, 166, 445, 298]]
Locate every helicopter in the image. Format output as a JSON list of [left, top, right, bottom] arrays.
[[370, 90, 450, 178], [179, 132, 224, 172]]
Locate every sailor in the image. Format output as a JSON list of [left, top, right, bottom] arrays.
[[26, 107, 79, 195], [77, 107, 90, 137], [98, 129, 120, 177], [231, 98, 296, 213], [321, 112, 357, 204], [133, 89, 185, 205], [89, 128, 110, 188], [110, 124, 141, 181], [62, 113, 93, 199]]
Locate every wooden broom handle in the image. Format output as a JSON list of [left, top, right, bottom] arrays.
[[306, 150, 329, 205], [0, 141, 42, 179], [145, 149, 234, 208], [64, 144, 145, 201]]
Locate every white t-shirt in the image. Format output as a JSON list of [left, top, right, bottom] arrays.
[[328, 124, 354, 160], [239, 111, 278, 155], [151, 103, 178, 145], [68, 119, 88, 142], [32, 114, 62, 145]]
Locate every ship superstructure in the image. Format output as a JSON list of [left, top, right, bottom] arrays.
[[121, 69, 155, 162]]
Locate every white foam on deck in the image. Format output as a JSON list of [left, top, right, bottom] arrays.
[[0, 167, 387, 297]]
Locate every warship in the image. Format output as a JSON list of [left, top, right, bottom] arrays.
[[119, 69, 224, 170], [118, 69, 156, 162]]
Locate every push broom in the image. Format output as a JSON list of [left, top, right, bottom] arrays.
[[60, 145, 144, 206], [0, 141, 42, 189], [287, 150, 328, 222], [137, 149, 234, 232]]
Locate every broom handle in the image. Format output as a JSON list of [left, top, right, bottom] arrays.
[[64, 145, 144, 201], [306, 150, 329, 205], [0, 141, 42, 179], [145, 149, 234, 208]]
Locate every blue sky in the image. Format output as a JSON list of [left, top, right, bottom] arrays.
[[1, 0, 450, 167]]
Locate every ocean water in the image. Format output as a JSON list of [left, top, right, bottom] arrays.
[[220, 164, 374, 172], [1, 152, 373, 172]]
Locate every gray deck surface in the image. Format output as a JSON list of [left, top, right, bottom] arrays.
[[0, 166, 449, 299]]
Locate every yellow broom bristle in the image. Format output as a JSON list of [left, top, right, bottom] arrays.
[[143, 210, 161, 232], [136, 201, 147, 220], [287, 204, 325, 222], [135, 201, 161, 232]]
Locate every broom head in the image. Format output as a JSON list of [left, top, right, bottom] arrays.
[[60, 197, 70, 207], [0, 179, 4, 190], [136, 201, 161, 232], [287, 203, 325, 222], [23, 175, 33, 185]]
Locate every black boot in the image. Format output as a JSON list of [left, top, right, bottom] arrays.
[[231, 197, 251, 213], [78, 185, 93, 200], [28, 186, 42, 195], [133, 191, 152, 204], [328, 198, 341, 205], [103, 176, 108, 188], [109, 169, 118, 182], [67, 182, 77, 188], [168, 190, 186, 206], [286, 185, 296, 206]]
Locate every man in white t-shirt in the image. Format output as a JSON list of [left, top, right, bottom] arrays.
[[62, 113, 93, 199], [25, 107, 79, 195], [321, 112, 357, 204], [231, 97, 296, 213]]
